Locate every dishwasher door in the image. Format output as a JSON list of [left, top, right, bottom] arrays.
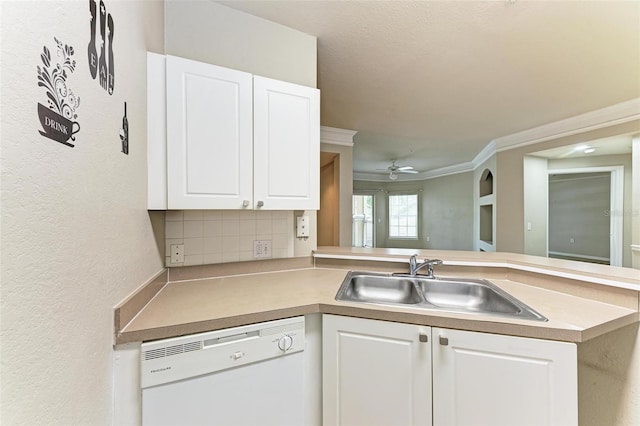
[[141, 317, 305, 426]]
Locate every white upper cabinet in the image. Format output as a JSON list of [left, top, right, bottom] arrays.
[[148, 53, 320, 210], [166, 55, 253, 210], [253, 76, 320, 210]]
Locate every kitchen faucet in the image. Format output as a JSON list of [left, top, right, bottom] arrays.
[[409, 254, 442, 278]]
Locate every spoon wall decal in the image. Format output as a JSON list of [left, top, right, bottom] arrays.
[[87, 0, 97, 79]]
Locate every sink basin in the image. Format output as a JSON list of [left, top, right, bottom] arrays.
[[336, 271, 547, 321], [339, 275, 424, 305]]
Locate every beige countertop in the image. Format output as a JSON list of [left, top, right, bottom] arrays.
[[117, 257, 639, 344]]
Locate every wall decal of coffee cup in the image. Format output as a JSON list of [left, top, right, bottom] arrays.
[[89, 0, 115, 95], [37, 37, 81, 147], [37, 103, 80, 147]]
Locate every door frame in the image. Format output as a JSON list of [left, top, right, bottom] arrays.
[[547, 166, 624, 266]]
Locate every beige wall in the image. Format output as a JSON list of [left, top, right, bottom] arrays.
[[319, 160, 339, 246], [163, 1, 319, 262], [578, 323, 640, 426], [321, 142, 354, 247], [0, 1, 165, 424], [354, 172, 473, 250], [423, 172, 474, 250]]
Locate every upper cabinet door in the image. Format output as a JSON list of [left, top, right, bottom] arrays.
[[166, 56, 253, 209], [253, 76, 320, 210]]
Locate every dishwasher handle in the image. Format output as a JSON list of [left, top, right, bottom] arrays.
[[204, 331, 260, 347]]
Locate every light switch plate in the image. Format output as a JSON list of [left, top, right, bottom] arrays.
[[254, 240, 272, 259]]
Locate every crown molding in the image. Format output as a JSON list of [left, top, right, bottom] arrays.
[[493, 98, 640, 152], [354, 99, 639, 182], [320, 126, 358, 146], [472, 140, 496, 168]]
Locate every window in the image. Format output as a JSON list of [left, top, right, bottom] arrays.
[[389, 194, 418, 238]]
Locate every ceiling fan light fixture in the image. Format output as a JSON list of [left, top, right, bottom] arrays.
[[389, 172, 398, 180]]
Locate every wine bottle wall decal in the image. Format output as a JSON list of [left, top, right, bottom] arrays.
[[88, 0, 115, 95], [120, 102, 129, 155]]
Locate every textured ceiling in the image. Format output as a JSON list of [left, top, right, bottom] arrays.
[[219, 1, 640, 175]]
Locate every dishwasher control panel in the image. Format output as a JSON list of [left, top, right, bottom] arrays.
[[141, 316, 305, 389]]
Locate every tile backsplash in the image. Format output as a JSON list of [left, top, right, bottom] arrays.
[[165, 210, 295, 267]]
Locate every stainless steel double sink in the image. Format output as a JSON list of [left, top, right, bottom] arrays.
[[335, 271, 548, 321]]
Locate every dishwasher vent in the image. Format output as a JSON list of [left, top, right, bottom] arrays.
[[143, 341, 203, 361]]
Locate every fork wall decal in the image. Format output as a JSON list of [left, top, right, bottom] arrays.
[[88, 0, 115, 95]]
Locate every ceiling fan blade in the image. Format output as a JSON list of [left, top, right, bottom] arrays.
[[398, 169, 418, 174], [397, 166, 414, 171]]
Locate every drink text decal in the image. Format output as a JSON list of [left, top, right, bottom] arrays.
[[36, 38, 81, 147]]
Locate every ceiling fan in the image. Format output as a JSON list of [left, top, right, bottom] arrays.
[[377, 160, 418, 180]]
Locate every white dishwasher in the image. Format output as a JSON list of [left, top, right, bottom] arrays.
[[140, 316, 305, 426]]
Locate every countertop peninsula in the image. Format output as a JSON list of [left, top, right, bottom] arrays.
[[116, 248, 639, 345]]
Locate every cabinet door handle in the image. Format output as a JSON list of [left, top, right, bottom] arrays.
[[419, 333, 428, 343], [439, 336, 449, 346], [257, 201, 264, 208], [242, 200, 250, 208]]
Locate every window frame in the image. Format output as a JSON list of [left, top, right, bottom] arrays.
[[387, 192, 420, 241]]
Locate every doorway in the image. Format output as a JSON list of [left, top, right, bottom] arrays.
[[318, 152, 340, 246], [547, 166, 624, 266], [352, 194, 375, 248]]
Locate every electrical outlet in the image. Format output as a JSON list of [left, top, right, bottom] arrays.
[[296, 216, 310, 237], [253, 240, 272, 259], [170, 244, 184, 263]]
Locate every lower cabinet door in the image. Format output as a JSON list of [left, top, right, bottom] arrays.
[[323, 315, 432, 426], [432, 327, 577, 426]]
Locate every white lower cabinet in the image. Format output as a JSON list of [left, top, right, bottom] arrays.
[[322, 315, 433, 426], [432, 327, 577, 426], [322, 316, 578, 426]]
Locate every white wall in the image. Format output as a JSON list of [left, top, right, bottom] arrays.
[[164, 0, 316, 87], [523, 156, 548, 257], [632, 136, 640, 268], [474, 154, 497, 251], [0, 1, 164, 424]]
